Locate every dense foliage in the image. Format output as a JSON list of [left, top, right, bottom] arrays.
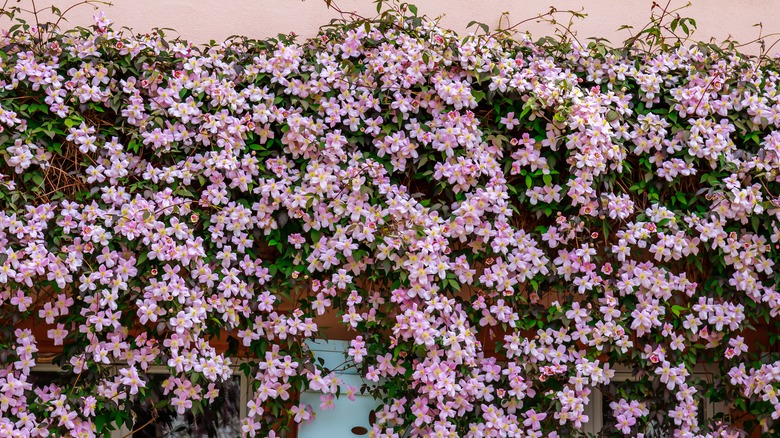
[[1, 2, 780, 437]]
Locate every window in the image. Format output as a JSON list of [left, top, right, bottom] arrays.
[[583, 365, 726, 436], [122, 372, 245, 437], [23, 362, 248, 437], [31, 344, 379, 438], [296, 340, 380, 438], [115, 365, 249, 438]]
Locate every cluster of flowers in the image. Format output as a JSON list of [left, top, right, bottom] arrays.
[[0, 5, 780, 437]]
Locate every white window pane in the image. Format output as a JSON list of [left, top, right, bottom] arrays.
[[298, 391, 378, 438], [298, 340, 381, 438]]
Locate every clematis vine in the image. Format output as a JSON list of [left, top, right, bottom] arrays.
[[0, 2, 779, 437]]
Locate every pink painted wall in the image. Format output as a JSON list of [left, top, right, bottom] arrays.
[[4, 0, 779, 53]]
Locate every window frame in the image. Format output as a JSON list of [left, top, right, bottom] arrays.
[[582, 364, 726, 436], [24, 360, 248, 438], [113, 362, 250, 438], [32, 352, 727, 436]]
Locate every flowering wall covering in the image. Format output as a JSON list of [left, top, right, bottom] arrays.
[[0, 3, 779, 437]]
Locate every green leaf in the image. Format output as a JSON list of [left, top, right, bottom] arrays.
[[177, 187, 195, 197], [675, 191, 687, 206], [466, 20, 489, 34], [116, 411, 128, 428]]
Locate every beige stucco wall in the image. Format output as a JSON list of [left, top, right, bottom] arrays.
[[4, 0, 780, 52]]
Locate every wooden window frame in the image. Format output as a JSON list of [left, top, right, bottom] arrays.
[[26, 361, 249, 438], [582, 364, 726, 435]]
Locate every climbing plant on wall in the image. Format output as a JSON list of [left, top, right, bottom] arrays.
[[0, 0, 779, 436]]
